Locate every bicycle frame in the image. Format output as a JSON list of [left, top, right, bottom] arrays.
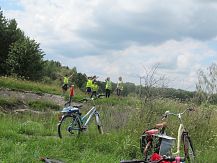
[[163, 109, 189, 156], [81, 106, 101, 127], [173, 120, 185, 156]]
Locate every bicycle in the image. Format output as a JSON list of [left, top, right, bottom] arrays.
[[160, 108, 196, 162], [57, 95, 104, 138], [141, 108, 196, 162], [121, 108, 196, 163]]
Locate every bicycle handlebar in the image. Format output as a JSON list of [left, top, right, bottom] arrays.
[[162, 107, 195, 120]]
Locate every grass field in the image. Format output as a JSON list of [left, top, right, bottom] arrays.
[[0, 77, 217, 163]]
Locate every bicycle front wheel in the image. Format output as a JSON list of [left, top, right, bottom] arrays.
[[95, 113, 104, 134], [58, 114, 82, 138], [183, 135, 195, 163]]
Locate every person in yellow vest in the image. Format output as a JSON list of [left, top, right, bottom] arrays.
[[105, 77, 112, 98], [62, 74, 73, 95], [116, 76, 124, 96], [91, 80, 99, 98], [86, 75, 98, 95], [86, 76, 93, 95]]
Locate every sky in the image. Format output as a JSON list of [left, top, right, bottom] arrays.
[[1, 0, 217, 91]]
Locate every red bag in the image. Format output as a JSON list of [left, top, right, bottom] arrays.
[[150, 153, 176, 163]]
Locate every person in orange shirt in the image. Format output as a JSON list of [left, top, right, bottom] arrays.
[[64, 84, 74, 106]]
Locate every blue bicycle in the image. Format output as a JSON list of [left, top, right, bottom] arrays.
[[57, 95, 104, 138]]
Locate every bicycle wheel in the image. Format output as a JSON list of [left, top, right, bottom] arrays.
[[58, 114, 82, 138], [183, 135, 195, 163]]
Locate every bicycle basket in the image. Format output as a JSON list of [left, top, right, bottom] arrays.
[[158, 134, 175, 156]]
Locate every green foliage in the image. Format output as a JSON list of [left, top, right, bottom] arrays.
[[72, 72, 87, 89], [0, 9, 24, 75], [0, 9, 44, 81], [6, 37, 44, 80], [28, 100, 60, 111], [123, 82, 136, 96], [42, 60, 61, 83], [0, 97, 21, 108]]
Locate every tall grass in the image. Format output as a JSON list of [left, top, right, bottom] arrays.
[[0, 78, 217, 162], [1, 99, 216, 162]]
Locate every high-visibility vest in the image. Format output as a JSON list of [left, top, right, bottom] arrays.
[[117, 81, 124, 90], [64, 77, 69, 84], [106, 80, 112, 90], [86, 79, 93, 88], [92, 83, 99, 92]]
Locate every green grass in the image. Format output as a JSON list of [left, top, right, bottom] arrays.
[[1, 99, 217, 162], [0, 97, 22, 108], [0, 76, 61, 95], [28, 100, 60, 111], [0, 78, 217, 162]]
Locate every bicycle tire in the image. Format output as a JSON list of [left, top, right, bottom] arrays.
[[183, 135, 195, 163], [58, 114, 82, 138]]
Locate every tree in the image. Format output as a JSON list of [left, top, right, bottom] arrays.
[[0, 9, 24, 75], [73, 72, 87, 89], [140, 64, 167, 102], [122, 82, 136, 96], [6, 37, 44, 80], [43, 60, 62, 81]]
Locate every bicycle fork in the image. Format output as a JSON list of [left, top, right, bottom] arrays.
[[95, 111, 102, 126]]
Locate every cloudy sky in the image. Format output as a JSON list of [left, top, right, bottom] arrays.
[[1, 0, 217, 90]]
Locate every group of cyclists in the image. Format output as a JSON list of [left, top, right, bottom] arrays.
[[61, 74, 124, 100]]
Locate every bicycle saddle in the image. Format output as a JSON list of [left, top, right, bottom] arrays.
[[145, 129, 159, 135]]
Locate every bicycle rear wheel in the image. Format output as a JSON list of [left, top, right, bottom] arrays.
[[183, 135, 195, 163], [58, 114, 82, 138]]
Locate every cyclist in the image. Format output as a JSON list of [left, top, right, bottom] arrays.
[[116, 76, 124, 96], [105, 77, 112, 98], [91, 80, 99, 98], [62, 74, 73, 95]]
